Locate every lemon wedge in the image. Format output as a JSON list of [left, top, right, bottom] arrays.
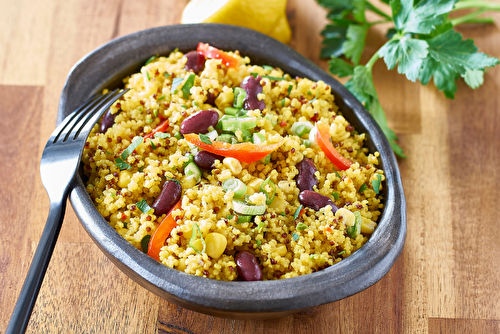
[[181, 0, 292, 44]]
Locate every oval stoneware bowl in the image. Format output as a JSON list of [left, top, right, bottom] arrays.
[[60, 24, 406, 319]]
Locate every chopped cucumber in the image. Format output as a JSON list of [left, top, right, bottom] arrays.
[[224, 107, 240, 116], [184, 162, 202, 184], [233, 87, 247, 108], [217, 133, 238, 144], [252, 132, 266, 144], [232, 200, 266, 216], [205, 129, 218, 141], [220, 117, 257, 132]]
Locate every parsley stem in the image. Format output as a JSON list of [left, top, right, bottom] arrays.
[[366, 1, 392, 21], [365, 52, 380, 71], [450, 9, 489, 26], [454, 1, 500, 11]]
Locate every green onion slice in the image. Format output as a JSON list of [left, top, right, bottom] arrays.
[[252, 132, 266, 145], [224, 107, 240, 116], [232, 200, 266, 216], [189, 223, 206, 254], [236, 215, 252, 224], [347, 211, 362, 238], [222, 178, 247, 198], [290, 121, 314, 138], [154, 132, 170, 139], [255, 221, 265, 233], [136, 199, 153, 214], [260, 176, 276, 205]]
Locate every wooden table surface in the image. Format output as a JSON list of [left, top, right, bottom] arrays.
[[2, 0, 500, 333]]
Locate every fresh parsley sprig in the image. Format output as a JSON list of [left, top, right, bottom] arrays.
[[317, 0, 500, 157]]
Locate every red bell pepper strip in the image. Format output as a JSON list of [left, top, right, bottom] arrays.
[[184, 133, 284, 164], [197, 43, 239, 68], [148, 200, 182, 261], [144, 119, 169, 140], [315, 122, 353, 171]]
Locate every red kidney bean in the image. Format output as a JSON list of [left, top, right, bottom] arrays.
[[241, 75, 265, 111], [194, 150, 224, 170], [183, 50, 206, 73], [235, 251, 263, 281], [152, 180, 182, 216], [180, 109, 219, 135], [298, 190, 338, 213], [99, 109, 116, 133], [296, 158, 318, 192]]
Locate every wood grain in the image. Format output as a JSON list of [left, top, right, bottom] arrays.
[[1, 0, 500, 333]]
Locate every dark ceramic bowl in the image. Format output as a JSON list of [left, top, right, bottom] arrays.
[[62, 24, 406, 319]]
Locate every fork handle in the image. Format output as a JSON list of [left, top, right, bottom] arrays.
[[6, 197, 67, 334]]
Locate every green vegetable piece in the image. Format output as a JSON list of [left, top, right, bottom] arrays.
[[120, 136, 144, 160], [232, 200, 266, 216], [144, 55, 157, 65], [302, 139, 312, 148], [199, 134, 213, 145], [347, 211, 362, 239], [184, 162, 202, 184], [292, 232, 300, 242], [372, 174, 382, 195], [290, 121, 314, 137], [220, 117, 257, 132], [233, 87, 247, 108], [224, 107, 240, 115], [164, 72, 171, 78], [189, 223, 206, 254], [252, 132, 266, 145], [262, 65, 274, 71], [261, 75, 286, 81], [150, 140, 157, 150], [141, 235, 151, 253], [157, 95, 166, 101], [217, 133, 237, 144], [358, 183, 368, 193], [332, 192, 340, 200], [293, 205, 303, 220], [260, 176, 276, 205], [255, 221, 265, 233], [174, 132, 183, 140], [183, 154, 194, 168], [222, 178, 247, 199], [115, 157, 131, 170], [171, 77, 184, 94], [154, 132, 170, 139], [146, 72, 151, 81], [250, 72, 258, 78], [255, 239, 262, 247], [236, 215, 252, 224], [296, 222, 308, 231], [337, 250, 346, 255], [227, 215, 234, 220], [136, 199, 153, 214], [287, 85, 293, 96]]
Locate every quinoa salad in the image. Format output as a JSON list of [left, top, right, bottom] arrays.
[[82, 43, 385, 281]]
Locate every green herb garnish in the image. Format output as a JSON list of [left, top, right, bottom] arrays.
[[164, 72, 171, 78], [181, 74, 195, 98], [333, 169, 341, 179], [144, 55, 157, 66], [181, 105, 188, 109], [171, 77, 184, 94], [136, 199, 153, 214], [154, 132, 170, 139], [317, 0, 500, 158], [250, 72, 258, 78], [150, 140, 157, 150], [157, 95, 166, 101], [372, 174, 382, 194], [255, 239, 262, 247], [227, 214, 235, 220], [296, 222, 308, 231], [138, 166, 144, 172], [287, 85, 293, 96], [261, 75, 286, 81], [337, 250, 346, 255], [146, 72, 151, 81], [358, 183, 368, 193], [280, 212, 286, 216], [120, 136, 143, 161], [141, 235, 151, 253], [292, 232, 300, 242], [199, 134, 213, 145], [115, 157, 131, 170], [105, 151, 113, 155], [262, 65, 274, 71], [332, 192, 340, 200], [293, 205, 303, 220], [255, 221, 265, 233], [281, 99, 285, 107]]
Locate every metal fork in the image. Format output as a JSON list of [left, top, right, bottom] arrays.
[[6, 88, 128, 334]]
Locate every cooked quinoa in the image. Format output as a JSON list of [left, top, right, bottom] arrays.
[[82, 45, 385, 281]]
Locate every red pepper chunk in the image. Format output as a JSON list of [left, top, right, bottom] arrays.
[[148, 200, 182, 261], [197, 43, 239, 68], [184, 133, 283, 164], [315, 122, 353, 171], [144, 119, 169, 140]]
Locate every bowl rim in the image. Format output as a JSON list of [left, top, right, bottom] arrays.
[[63, 24, 406, 318]]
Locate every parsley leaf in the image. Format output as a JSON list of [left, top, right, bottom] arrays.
[[463, 69, 484, 90], [136, 199, 153, 214], [181, 74, 196, 98], [328, 56, 355, 78], [343, 24, 369, 65], [379, 36, 429, 82], [171, 77, 184, 94], [199, 134, 213, 145], [391, 0, 456, 35]]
